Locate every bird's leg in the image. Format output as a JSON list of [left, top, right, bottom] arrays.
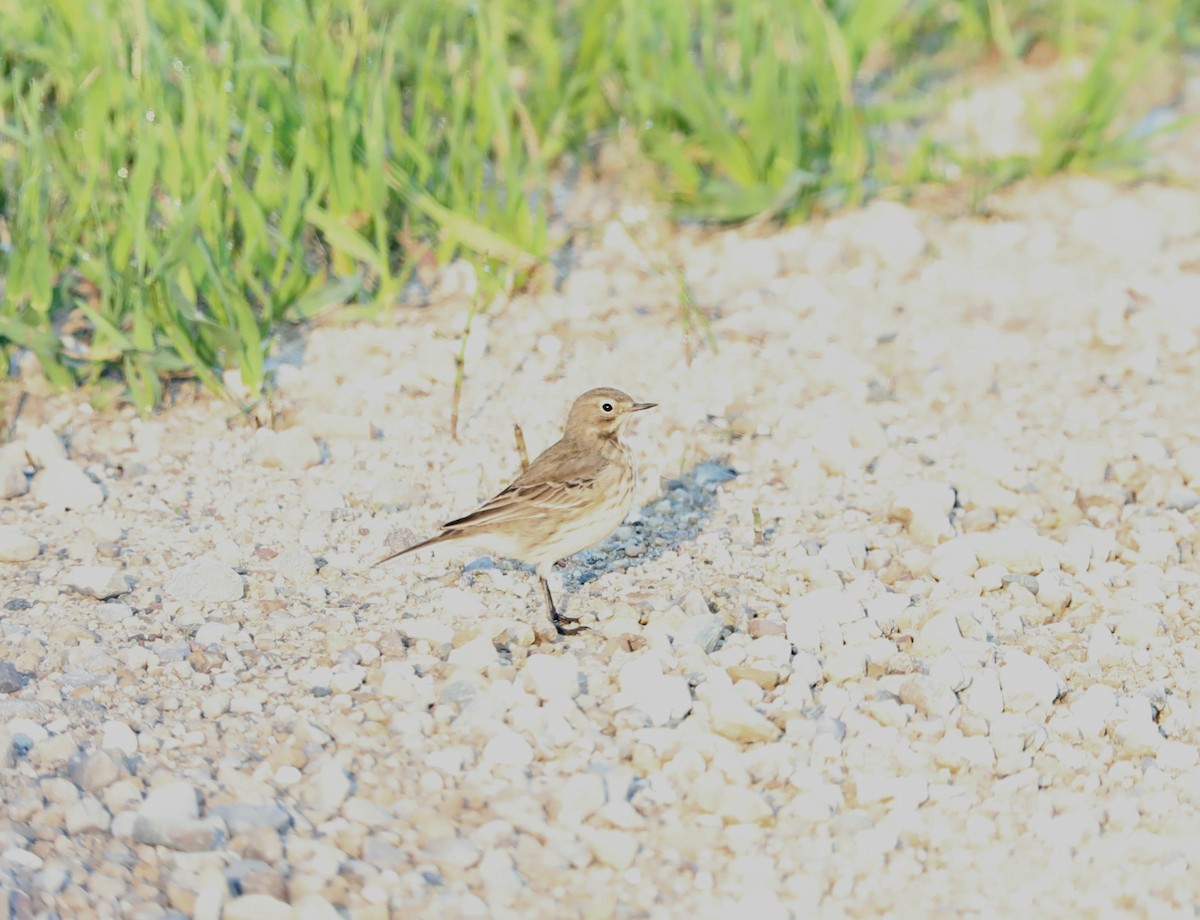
[[540, 575, 585, 635]]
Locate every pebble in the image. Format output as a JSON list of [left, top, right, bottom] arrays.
[[253, 427, 322, 470], [30, 458, 105, 509], [224, 894, 297, 920], [69, 750, 122, 793], [888, 482, 955, 545], [273, 545, 317, 582], [164, 558, 246, 603], [64, 565, 128, 599], [707, 691, 782, 743], [998, 651, 1065, 712], [99, 720, 138, 756], [482, 728, 534, 767], [311, 758, 352, 814], [210, 802, 292, 835], [929, 538, 979, 581], [0, 526, 39, 563], [521, 653, 582, 701], [616, 654, 693, 726], [131, 815, 223, 851], [0, 444, 29, 499], [0, 661, 30, 693], [1070, 685, 1117, 738], [673, 614, 725, 654]]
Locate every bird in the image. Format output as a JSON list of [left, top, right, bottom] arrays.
[[375, 387, 657, 634]]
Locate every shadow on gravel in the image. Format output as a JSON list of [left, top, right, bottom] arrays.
[[567, 460, 738, 588]]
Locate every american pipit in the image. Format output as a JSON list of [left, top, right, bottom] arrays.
[[375, 387, 657, 634]]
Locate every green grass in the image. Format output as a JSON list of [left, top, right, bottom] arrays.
[[0, 0, 1196, 410]]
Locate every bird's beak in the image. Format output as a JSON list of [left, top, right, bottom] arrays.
[[631, 402, 657, 412]]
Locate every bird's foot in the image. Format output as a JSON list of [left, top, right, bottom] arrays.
[[552, 611, 589, 636]]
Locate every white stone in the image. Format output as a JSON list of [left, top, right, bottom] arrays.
[[64, 796, 110, 834], [139, 781, 199, 821], [312, 758, 352, 813], [961, 669, 1004, 719], [165, 558, 245, 603], [482, 728, 533, 767], [1115, 607, 1163, 647], [30, 459, 104, 509], [274, 545, 317, 582], [329, 667, 366, 694], [673, 614, 725, 654], [0, 526, 39, 563], [447, 635, 498, 672], [23, 425, 68, 466], [1070, 685, 1116, 738], [929, 538, 979, 581], [585, 828, 639, 871], [522, 654, 581, 701], [855, 774, 929, 808], [294, 896, 342, 920], [853, 202, 927, 271], [707, 691, 781, 743], [999, 651, 1064, 712], [1156, 741, 1199, 770], [64, 565, 127, 599], [253, 427, 321, 470], [556, 772, 607, 824], [969, 528, 1050, 574], [100, 721, 138, 756], [823, 647, 866, 683], [1177, 446, 1200, 486], [201, 693, 231, 720], [224, 895, 297, 920], [784, 589, 864, 642], [398, 617, 455, 645], [616, 654, 693, 726], [0, 444, 29, 499], [888, 481, 955, 545]]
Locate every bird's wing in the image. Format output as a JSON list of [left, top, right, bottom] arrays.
[[441, 438, 608, 531]]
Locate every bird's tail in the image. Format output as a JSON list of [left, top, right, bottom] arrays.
[[373, 530, 456, 567]]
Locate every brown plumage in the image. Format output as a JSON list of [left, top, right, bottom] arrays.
[[375, 387, 656, 634]]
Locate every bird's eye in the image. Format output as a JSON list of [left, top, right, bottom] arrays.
[[601, 402, 614, 413]]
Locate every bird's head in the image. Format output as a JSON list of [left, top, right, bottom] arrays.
[[564, 387, 656, 440]]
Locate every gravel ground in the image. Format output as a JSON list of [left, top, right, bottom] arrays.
[[4, 74, 1200, 919]]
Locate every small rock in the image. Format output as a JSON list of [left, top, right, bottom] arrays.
[[899, 675, 958, 719], [585, 828, 639, 871], [273, 545, 316, 582], [211, 802, 292, 836], [140, 781, 200, 821], [0, 661, 31, 693], [522, 654, 582, 701], [998, 651, 1065, 712], [823, 647, 867, 682], [69, 750, 122, 793], [1070, 684, 1117, 738], [253, 427, 321, 471], [969, 528, 1048, 574], [616, 655, 693, 725], [329, 667, 366, 694], [888, 482, 955, 545], [165, 558, 245, 603], [398, 618, 455, 645], [311, 758, 352, 814], [30, 459, 105, 509], [784, 589, 864, 645], [447, 635, 498, 672], [223, 894, 297, 920], [0, 444, 29, 499], [673, 614, 725, 654], [556, 773, 607, 824], [100, 721, 138, 756], [708, 692, 782, 743], [132, 816, 223, 851], [1164, 486, 1200, 512], [0, 526, 39, 563], [202, 692, 231, 720], [482, 728, 534, 767], [23, 425, 68, 466], [64, 795, 111, 834], [929, 538, 979, 581], [855, 773, 930, 807], [64, 565, 128, 599], [1115, 607, 1163, 647]]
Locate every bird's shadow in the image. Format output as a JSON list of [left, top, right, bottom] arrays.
[[562, 460, 737, 589]]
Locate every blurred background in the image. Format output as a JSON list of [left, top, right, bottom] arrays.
[[1, 0, 1197, 412]]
